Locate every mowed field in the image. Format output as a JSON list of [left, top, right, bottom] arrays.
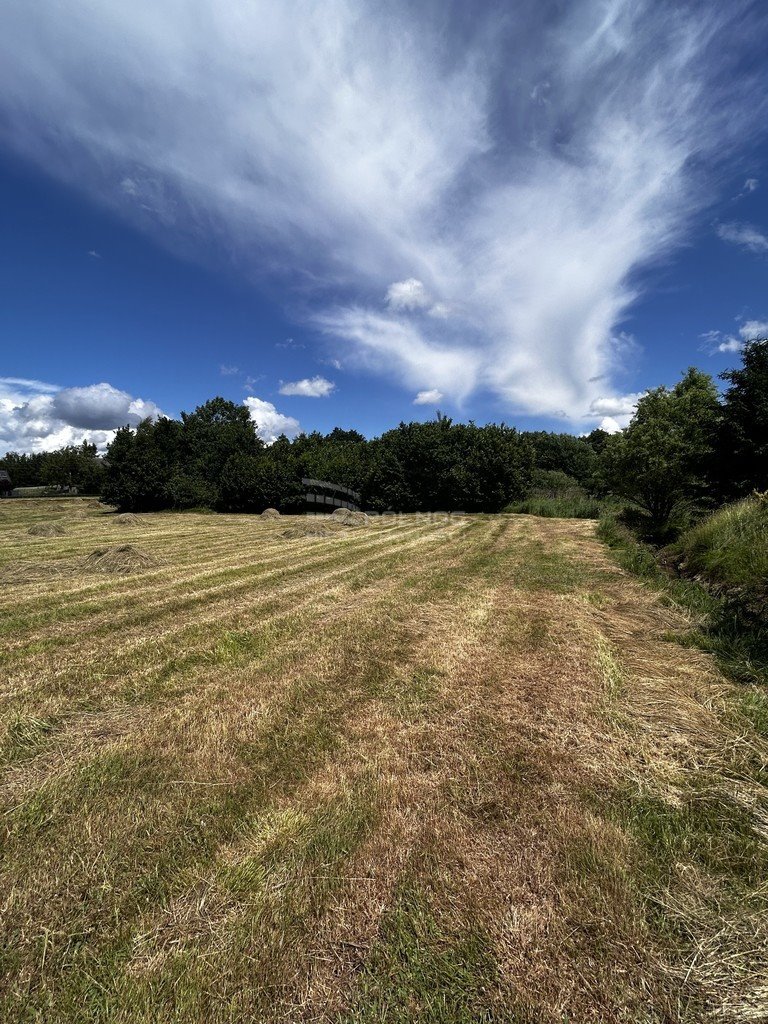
[[1, 500, 766, 1023]]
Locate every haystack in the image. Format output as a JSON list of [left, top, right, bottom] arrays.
[[260, 508, 281, 519], [83, 545, 159, 574], [28, 523, 66, 537], [281, 522, 336, 540], [331, 508, 369, 526], [115, 513, 140, 525]]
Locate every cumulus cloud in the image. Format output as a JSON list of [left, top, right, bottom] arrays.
[[278, 376, 335, 398], [413, 389, 444, 405], [0, 379, 164, 454], [599, 416, 624, 434], [243, 396, 300, 444], [0, 2, 765, 426], [588, 393, 642, 427], [701, 317, 768, 355], [716, 221, 768, 253]]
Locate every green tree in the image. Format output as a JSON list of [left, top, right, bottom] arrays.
[[603, 368, 721, 532], [717, 338, 768, 497]]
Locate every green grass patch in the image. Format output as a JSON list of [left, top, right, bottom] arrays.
[[505, 495, 603, 519], [598, 509, 768, 697], [341, 883, 505, 1024]]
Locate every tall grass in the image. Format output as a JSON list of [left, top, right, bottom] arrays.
[[674, 493, 768, 611], [505, 495, 603, 519], [506, 470, 603, 519], [598, 501, 768, 692]]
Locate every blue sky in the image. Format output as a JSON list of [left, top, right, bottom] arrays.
[[1, 0, 768, 453]]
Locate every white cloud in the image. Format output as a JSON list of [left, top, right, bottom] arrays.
[[0, 379, 164, 454], [588, 393, 642, 426], [243, 396, 300, 444], [427, 303, 451, 319], [278, 376, 335, 398], [0, 376, 60, 394], [599, 416, 624, 434], [739, 319, 768, 339], [745, 178, 759, 192], [716, 221, 768, 253], [700, 317, 768, 356], [413, 389, 444, 405], [386, 279, 432, 312], [220, 364, 239, 376], [0, 3, 764, 426], [315, 308, 480, 401]]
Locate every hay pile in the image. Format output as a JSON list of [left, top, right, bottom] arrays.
[[260, 508, 281, 520], [331, 508, 369, 526], [115, 513, 140, 525], [28, 523, 66, 537], [281, 522, 336, 540], [83, 545, 159, 574]]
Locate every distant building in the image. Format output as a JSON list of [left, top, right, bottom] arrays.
[[0, 470, 12, 497], [302, 478, 361, 513]]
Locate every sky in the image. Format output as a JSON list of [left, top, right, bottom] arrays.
[[1, 0, 768, 454]]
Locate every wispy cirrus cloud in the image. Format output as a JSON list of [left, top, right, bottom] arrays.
[[716, 221, 768, 253], [1, 1, 765, 426]]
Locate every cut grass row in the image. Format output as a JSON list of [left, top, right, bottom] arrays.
[[2, 502, 766, 1022]]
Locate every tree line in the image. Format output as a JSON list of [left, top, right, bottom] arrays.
[[2, 339, 765, 526], [99, 401, 539, 513]]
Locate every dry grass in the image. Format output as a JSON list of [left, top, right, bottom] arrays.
[[82, 545, 160, 575], [28, 522, 66, 537], [331, 509, 369, 526], [115, 512, 141, 525], [0, 501, 765, 1023]]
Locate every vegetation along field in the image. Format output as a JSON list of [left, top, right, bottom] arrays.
[[1, 499, 767, 1023]]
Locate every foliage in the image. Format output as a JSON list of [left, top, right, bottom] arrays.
[[506, 495, 603, 519], [98, 405, 533, 513], [671, 493, 768, 620], [0, 442, 105, 494], [598, 506, 768, 689], [716, 338, 768, 498], [506, 469, 603, 518], [601, 368, 721, 534], [524, 431, 599, 486]]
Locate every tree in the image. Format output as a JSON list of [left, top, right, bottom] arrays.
[[523, 432, 598, 486], [103, 418, 183, 510], [179, 397, 261, 504], [603, 368, 721, 532], [717, 338, 768, 497]]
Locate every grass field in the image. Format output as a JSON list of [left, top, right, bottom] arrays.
[[1, 500, 766, 1023]]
